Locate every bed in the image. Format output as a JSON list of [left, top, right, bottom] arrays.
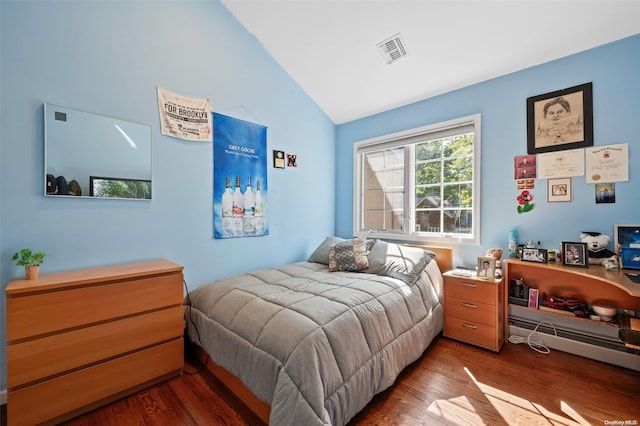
[[185, 237, 452, 425]]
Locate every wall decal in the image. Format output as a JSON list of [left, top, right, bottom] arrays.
[[517, 190, 535, 214]]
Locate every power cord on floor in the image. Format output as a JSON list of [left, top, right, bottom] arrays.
[[508, 321, 558, 354]]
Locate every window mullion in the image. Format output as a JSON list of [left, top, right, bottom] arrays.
[[406, 145, 415, 234]]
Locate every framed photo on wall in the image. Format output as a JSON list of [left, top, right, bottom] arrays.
[[476, 256, 496, 279], [562, 242, 588, 268], [547, 177, 571, 202], [527, 82, 593, 154]]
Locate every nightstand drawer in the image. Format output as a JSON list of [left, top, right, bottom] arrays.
[[445, 296, 496, 327], [444, 277, 497, 305], [444, 316, 497, 350]]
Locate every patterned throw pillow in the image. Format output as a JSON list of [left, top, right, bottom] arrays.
[[328, 237, 369, 272]]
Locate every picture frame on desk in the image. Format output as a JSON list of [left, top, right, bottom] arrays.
[[476, 256, 496, 279], [521, 248, 547, 263], [614, 224, 640, 252], [562, 242, 588, 268]]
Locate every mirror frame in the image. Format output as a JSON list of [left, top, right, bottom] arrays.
[[44, 102, 152, 200]]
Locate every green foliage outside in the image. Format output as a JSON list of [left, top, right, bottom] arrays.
[[94, 179, 151, 199], [415, 134, 473, 232]]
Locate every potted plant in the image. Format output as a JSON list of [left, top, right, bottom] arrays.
[[12, 248, 48, 280]]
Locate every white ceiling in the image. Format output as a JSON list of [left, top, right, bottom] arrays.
[[221, 1, 640, 124]]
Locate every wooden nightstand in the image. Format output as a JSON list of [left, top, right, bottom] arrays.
[[443, 271, 504, 352]]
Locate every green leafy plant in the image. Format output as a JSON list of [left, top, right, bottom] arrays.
[[12, 248, 48, 267]]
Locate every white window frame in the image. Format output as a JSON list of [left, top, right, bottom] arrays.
[[353, 114, 481, 245]]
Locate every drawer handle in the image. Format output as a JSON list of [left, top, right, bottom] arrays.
[[461, 302, 477, 308], [461, 323, 478, 329], [459, 282, 477, 288]]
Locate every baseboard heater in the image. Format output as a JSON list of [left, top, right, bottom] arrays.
[[509, 317, 640, 372]]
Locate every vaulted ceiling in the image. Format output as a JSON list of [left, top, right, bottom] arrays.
[[222, 1, 640, 124]]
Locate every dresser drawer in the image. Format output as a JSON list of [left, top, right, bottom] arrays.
[[444, 316, 497, 350], [6, 273, 183, 342], [445, 276, 497, 305], [7, 306, 184, 389], [445, 296, 496, 327], [8, 339, 183, 426]]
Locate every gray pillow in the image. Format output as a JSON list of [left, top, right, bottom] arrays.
[[328, 237, 370, 272], [365, 241, 435, 284], [308, 236, 345, 265]]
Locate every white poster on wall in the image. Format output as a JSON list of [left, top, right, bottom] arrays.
[[156, 86, 212, 142], [586, 143, 629, 183], [536, 148, 585, 179]]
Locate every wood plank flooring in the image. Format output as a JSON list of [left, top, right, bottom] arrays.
[[6, 336, 639, 425]]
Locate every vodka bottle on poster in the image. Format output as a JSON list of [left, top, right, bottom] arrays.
[[232, 176, 244, 236], [221, 177, 233, 235], [255, 179, 264, 234], [243, 176, 255, 235]]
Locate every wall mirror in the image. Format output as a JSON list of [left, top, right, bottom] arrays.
[[44, 102, 152, 200]]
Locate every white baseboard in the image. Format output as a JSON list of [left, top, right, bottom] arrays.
[[509, 325, 640, 372], [0, 387, 6, 405]]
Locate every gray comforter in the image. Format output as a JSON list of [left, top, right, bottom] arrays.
[[186, 260, 443, 425]]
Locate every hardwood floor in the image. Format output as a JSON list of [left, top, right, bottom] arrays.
[[6, 336, 639, 425]]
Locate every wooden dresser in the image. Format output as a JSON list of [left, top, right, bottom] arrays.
[[5, 259, 185, 426], [443, 271, 504, 352]]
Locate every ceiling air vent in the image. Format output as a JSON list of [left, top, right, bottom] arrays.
[[377, 33, 407, 64]]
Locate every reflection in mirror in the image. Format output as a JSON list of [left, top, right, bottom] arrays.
[[44, 103, 152, 200]]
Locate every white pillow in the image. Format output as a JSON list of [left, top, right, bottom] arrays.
[[308, 236, 345, 265], [365, 241, 434, 284]]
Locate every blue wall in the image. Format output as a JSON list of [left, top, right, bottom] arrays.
[[336, 34, 640, 268], [0, 1, 335, 390]]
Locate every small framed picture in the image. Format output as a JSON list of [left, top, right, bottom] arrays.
[[273, 150, 285, 168], [562, 242, 589, 268], [614, 224, 640, 252], [595, 183, 615, 204], [476, 256, 496, 279], [547, 177, 571, 202], [521, 248, 548, 263]]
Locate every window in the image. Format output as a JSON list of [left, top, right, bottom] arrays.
[[354, 114, 481, 245]]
